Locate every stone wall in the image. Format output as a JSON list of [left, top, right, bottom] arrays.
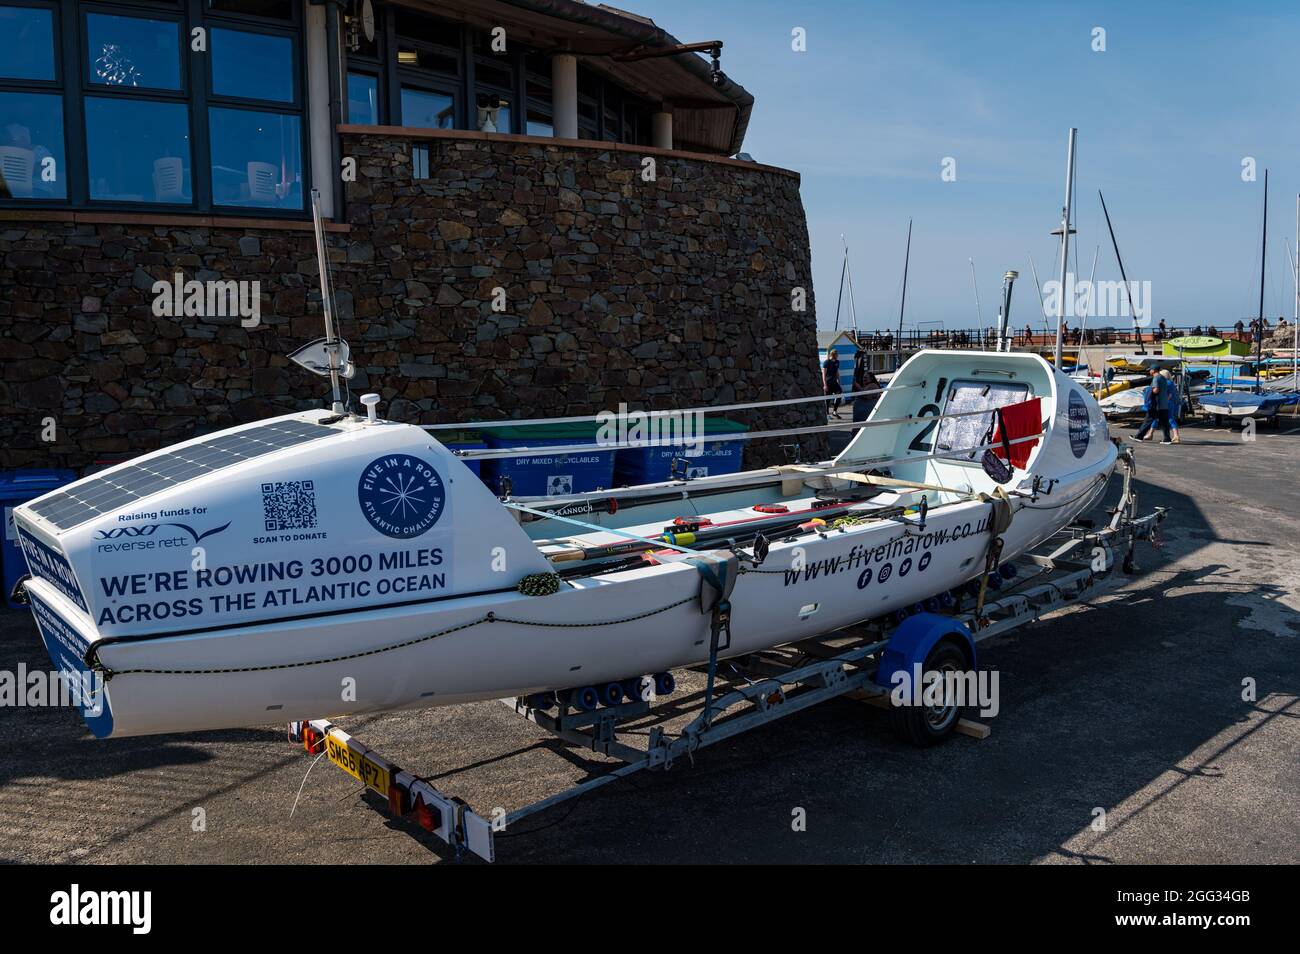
[[0, 130, 821, 473]]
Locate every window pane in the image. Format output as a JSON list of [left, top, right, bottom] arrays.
[[526, 114, 553, 138], [208, 0, 293, 19], [85, 97, 190, 203], [347, 73, 379, 125], [209, 107, 302, 210], [0, 6, 55, 81], [87, 13, 180, 90], [212, 28, 294, 103], [0, 92, 66, 199], [400, 87, 453, 129]]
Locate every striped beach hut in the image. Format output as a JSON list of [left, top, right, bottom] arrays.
[[817, 330, 857, 392]]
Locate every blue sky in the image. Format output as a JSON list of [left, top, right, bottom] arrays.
[[648, 0, 1300, 330]]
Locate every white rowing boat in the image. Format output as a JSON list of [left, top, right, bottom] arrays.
[[14, 347, 1116, 738]]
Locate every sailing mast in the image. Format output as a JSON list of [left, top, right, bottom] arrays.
[[832, 239, 848, 332], [1027, 252, 1050, 341], [1052, 128, 1077, 368], [844, 237, 861, 338], [970, 259, 983, 330], [895, 218, 912, 369], [1256, 169, 1268, 391], [1099, 191, 1144, 355], [1077, 245, 1100, 343], [832, 237, 861, 338]]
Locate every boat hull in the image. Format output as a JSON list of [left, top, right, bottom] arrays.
[[26, 466, 1110, 737], [17, 349, 1117, 738]]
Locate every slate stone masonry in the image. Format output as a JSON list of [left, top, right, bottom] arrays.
[[0, 129, 822, 472]]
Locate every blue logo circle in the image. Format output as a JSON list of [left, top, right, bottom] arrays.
[[1068, 391, 1090, 459], [358, 454, 446, 538], [878, 563, 893, 583], [899, 557, 913, 577], [919, 552, 932, 572]]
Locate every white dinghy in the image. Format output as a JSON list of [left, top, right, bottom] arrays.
[[14, 347, 1116, 738]]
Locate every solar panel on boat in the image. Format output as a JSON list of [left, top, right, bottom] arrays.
[[26, 419, 332, 531]]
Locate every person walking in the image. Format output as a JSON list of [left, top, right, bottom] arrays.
[[823, 348, 844, 414], [1163, 369, 1183, 444], [1134, 370, 1173, 444]]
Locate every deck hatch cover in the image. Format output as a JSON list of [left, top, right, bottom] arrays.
[[26, 419, 331, 530]]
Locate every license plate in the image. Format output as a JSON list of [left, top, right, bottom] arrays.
[[324, 735, 392, 794]]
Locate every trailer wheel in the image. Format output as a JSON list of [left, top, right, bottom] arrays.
[[888, 641, 968, 747]]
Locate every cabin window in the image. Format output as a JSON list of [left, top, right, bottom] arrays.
[[934, 380, 1032, 461]]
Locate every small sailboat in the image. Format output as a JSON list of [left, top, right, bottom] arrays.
[[13, 198, 1120, 740]]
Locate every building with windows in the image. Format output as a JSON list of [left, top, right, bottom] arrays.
[[1, 0, 820, 469]]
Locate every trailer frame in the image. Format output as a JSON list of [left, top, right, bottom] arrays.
[[288, 456, 1166, 863]]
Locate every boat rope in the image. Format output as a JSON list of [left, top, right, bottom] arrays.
[[423, 384, 923, 431], [973, 487, 1014, 621], [92, 597, 698, 678], [689, 552, 738, 729]]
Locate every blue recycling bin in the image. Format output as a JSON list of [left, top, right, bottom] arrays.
[[613, 418, 749, 484], [0, 469, 77, 609], [481, 423, 616, 497]]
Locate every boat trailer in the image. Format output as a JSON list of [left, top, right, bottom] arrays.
[[287, 457, 1166, 863]]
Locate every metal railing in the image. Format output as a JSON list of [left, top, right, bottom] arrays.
[[846, 323, 1279, 353]]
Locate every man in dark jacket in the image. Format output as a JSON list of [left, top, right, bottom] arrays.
[[823, 349, 843, 413]]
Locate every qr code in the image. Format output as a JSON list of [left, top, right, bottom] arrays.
[[261, 480, 317, 532]]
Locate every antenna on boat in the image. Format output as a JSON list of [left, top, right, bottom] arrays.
[[1052, 128, 1077, 369], [308, 187, 346, 415], [997, 270, 1018, 352], [970, 259, 983, 329]]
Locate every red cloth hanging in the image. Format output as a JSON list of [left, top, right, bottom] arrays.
[[990, 397, 1043, 469]]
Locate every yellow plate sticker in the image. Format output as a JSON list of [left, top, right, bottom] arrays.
[[325, 735, 392, 794]]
